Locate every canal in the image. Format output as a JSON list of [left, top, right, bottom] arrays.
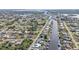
[[48, 19, 59, 50]]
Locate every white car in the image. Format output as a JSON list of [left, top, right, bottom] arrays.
[[34, 43, 41, 48]]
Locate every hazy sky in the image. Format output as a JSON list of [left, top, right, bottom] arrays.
[[0, 0, 79, 9]]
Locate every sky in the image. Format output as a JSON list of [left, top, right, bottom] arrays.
[[0, 0, 79, 9]]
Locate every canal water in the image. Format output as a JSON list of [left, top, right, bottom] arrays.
[[48, 19, 59, 50]]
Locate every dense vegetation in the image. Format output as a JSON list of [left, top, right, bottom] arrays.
[[0, 39, 33, 50]]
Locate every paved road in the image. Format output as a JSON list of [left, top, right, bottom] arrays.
[[48, 19, 59, 50], [28, 17, 52, 50], [63, 22, 78, 49]]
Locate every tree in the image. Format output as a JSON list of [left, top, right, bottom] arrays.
[[19, 39, 33, 50], [44, 35, 47, 39]]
